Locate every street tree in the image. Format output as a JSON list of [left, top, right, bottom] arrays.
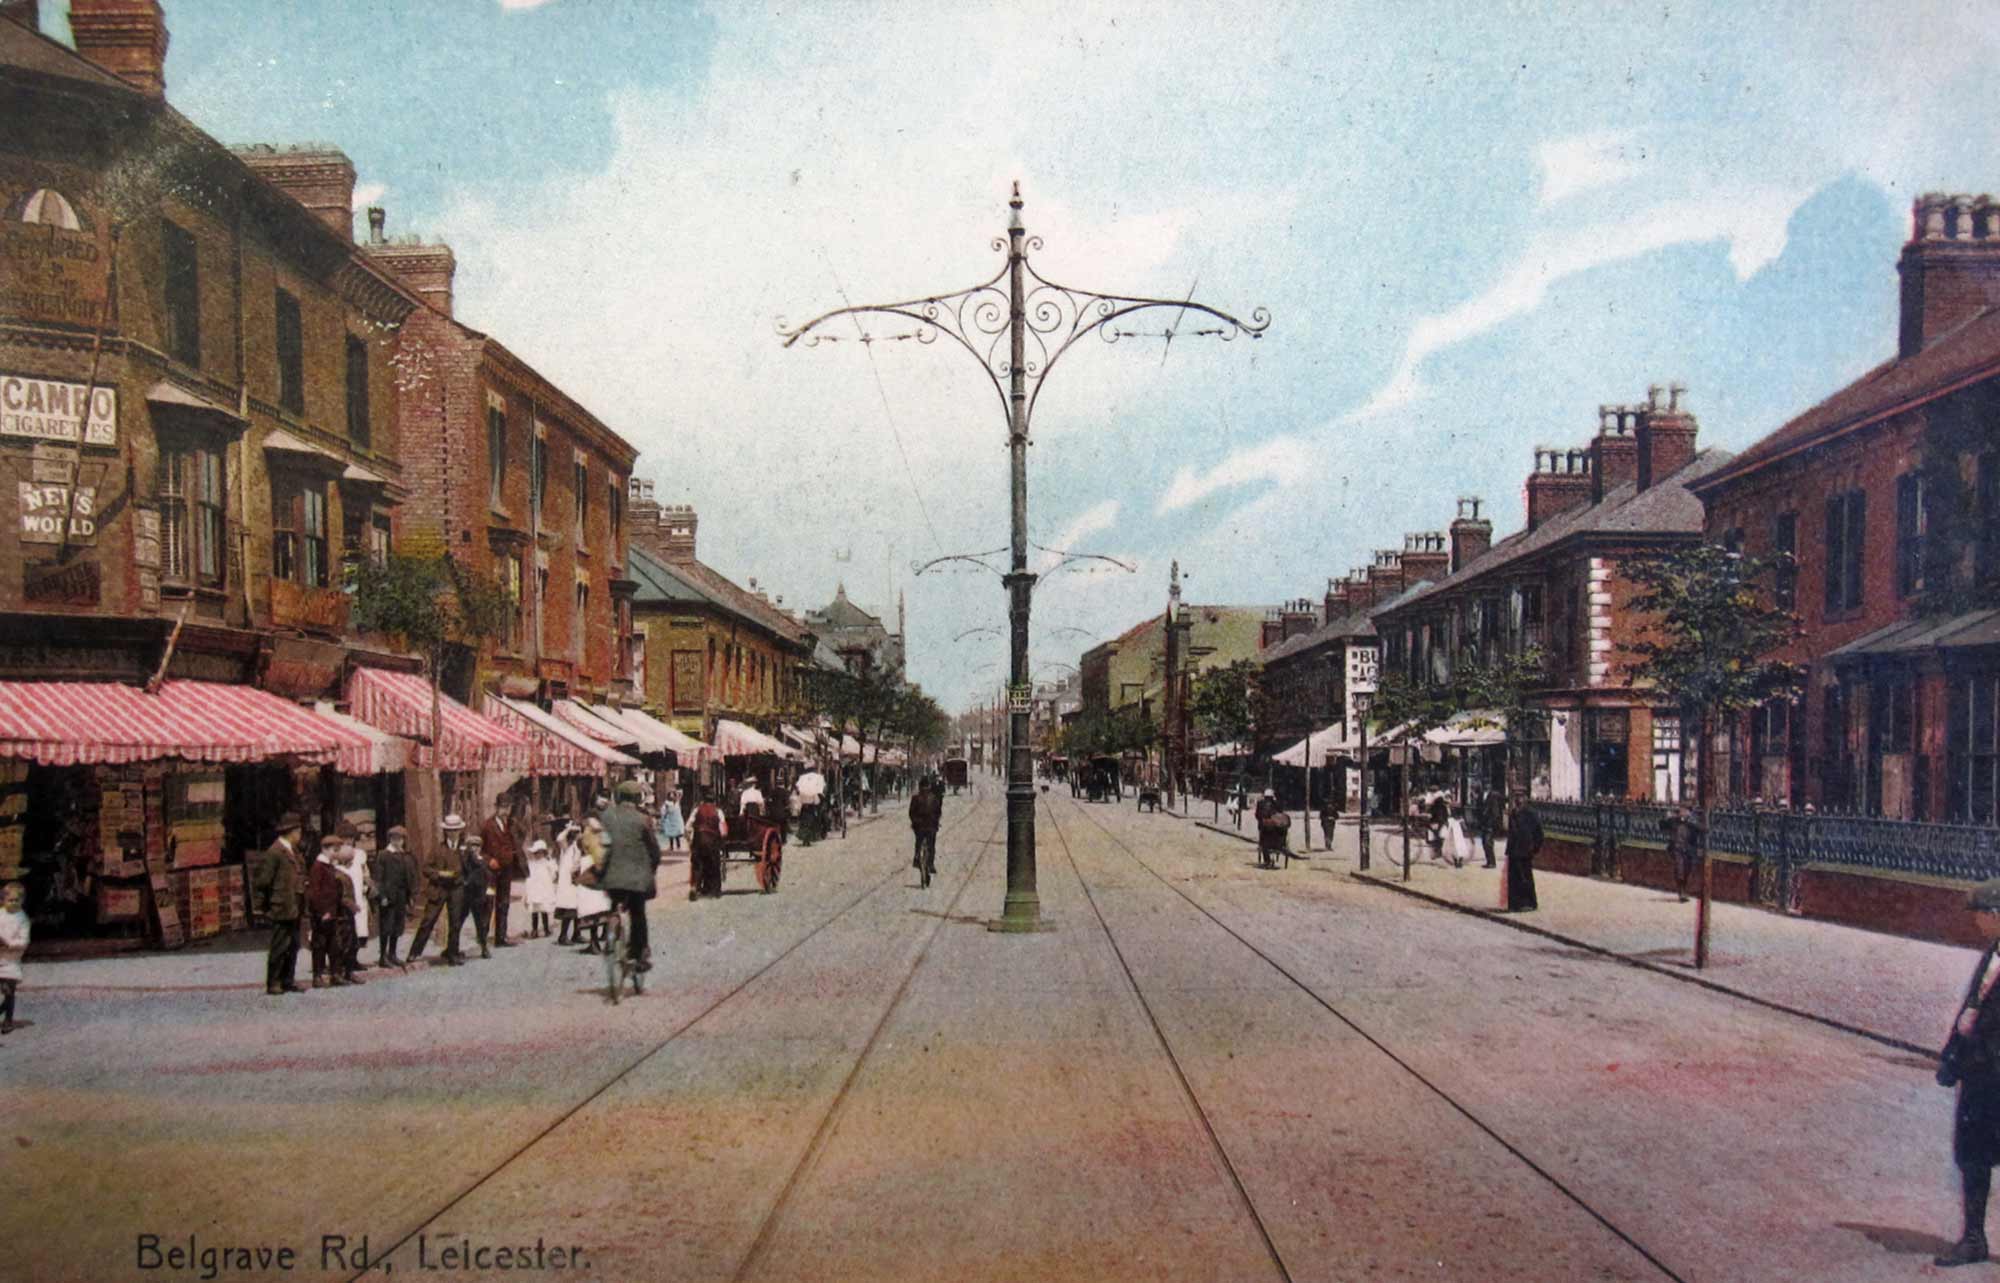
[[1623, 543, 1802, 968], [1190, 659, 1262, 794], [348, 552, 515, 811]]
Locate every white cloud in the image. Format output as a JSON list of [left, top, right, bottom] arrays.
[[1157, 436, 1309, 514], [499, 0, 555, 9], [1352, 184, 1809, 421], [1041, 500, 1120, 568], [350, 181, 387, 211], [1537, 131, 1645, 207]]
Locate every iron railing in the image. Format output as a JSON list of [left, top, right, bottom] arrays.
[[1535, 800, 2000, 896]]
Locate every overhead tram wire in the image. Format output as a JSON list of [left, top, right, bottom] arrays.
[[817, 249, 945, 557]]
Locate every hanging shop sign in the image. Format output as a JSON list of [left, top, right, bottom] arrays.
[[18, 481, 96, 543], [23, 553, 99, 606], [0, 373, 117, 446]]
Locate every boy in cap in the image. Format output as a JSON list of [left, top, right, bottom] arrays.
[[307, 835, 350, 988], [1937, 881, 2000, 1267], [452, 834, 491, 962]]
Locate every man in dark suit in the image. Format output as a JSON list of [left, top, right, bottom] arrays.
[[407, 813, 467, 964], [251, 812, 308, 996], [1479, 787, 1505, 869], [908, 778, 942, 888], [482, 803, 523, 948], [454, 834, 491, 961], [1937, 883, 2000, 1267]]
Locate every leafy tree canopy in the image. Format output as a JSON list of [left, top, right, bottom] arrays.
[[1621, 544, 1803, 718], [348, 553, 513, 671]]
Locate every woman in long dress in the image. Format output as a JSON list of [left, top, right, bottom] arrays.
[[553, 821, 581, 945]]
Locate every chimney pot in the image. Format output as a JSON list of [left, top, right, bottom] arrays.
[[366, 206, 386, 245]]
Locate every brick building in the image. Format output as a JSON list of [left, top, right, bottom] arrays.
[[1692, 193, 2000, 822], [0, 3, 438, 944], [1078, 604, 1267, 724], [358, 209, 639, 707], [1374, 390, 1729, 803], [625, 488, 816, 757]]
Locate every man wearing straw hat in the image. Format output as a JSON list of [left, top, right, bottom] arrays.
[[406, 813, 468, 965]]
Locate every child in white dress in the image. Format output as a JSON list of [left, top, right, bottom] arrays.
[[523, 838, 556, 939]]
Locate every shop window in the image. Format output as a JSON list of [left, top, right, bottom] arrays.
[[345, 336, 370, 449], [1773, 511, 1798, 610], [162, 220, 200, 368], [275, 287, 304, 415], [159, 445, 226, 588], [1896, 472, 1927, 598], [1824, 489, 1866, 614], [487, 401, 506, 510]]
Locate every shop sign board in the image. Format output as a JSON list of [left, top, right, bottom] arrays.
[[0, 373, 116, 446], [24, 554, 100, 606], [0, 218, 108, 328], [18, 481, 95, 543]]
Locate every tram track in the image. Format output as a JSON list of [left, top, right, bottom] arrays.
[[1039, 794, 1294, 1283], [1051, 793, 1685, 1283], [350, 789, 998, 1283], [729, 801, 1004, 1282]]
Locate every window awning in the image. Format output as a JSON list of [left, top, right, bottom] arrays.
[[1274, 724, 1349, 767], [588, 703, 712, 765], [551, 699, 640, 749], [0, 680, 378, 772], [311, 700, 409, 775], [346, 668, 531, 773], [147, 380, 244, 422], [482, 694, 636, 775], [712, 718, 798, 759]]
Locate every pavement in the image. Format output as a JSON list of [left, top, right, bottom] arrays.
[[0, 782, 1979, 1281]]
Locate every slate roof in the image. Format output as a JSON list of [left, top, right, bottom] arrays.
[[1693, 306, 2000, 494], [1385, 447, 1735, 613], [1258, 607, 1377, 665], [629, 545, 810, 646]]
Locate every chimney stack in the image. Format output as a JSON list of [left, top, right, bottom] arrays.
[[1525, 446, 1593, 531], [1324, 576, 1352, 625], [366, 206, 386, 246], [1634, 382, 1699, 491], [1399, 531, 1450, 585], [1590, 404, 1639, 503], [1898, 192, 2000, 359], [658, 504, 698, 564], [362, 222, 457, 317], [67, 0, 167, 95], [1449, 496, 1492, 572], [234, 144, 359, 242]]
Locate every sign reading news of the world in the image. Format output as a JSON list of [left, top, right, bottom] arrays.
[[0, 374, 117, 447]]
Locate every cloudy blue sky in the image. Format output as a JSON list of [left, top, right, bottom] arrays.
[[48, 1, 2000, 711]]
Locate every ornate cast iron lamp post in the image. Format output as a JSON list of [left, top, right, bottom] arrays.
[[780, 183, 1267, 931]]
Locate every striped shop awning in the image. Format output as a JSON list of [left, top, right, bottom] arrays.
[[551, 699, 640, 749], [593, 703, 712, 767], [0, 680, 380, 773], [346, 668, 531, 773], [481, 694, 636, 776]]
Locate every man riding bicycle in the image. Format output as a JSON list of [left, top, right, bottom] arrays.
[[595, 781, 663, 972]]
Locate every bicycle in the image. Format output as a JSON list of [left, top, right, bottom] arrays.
[[601, 905, 644, 1004]]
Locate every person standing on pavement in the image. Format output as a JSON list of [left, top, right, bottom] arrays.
[[1318, 789, 1338, 848], [454, 834, 492, 961], [0, 880, 29, 1035], [594, 780, 663, 972], [374, 825, 416, 967], [908, 777, 943, 887], [482, 801, 523, 949], [252, 813, 309, 996], [1479, 787, 1504, 869], [657, 789, 685, 852], [1938, 883, 2000, 1268], [1665, 806, 1705, 903], [336, 821, 371, 974], [307, 835, 349, 988], [553, 819, 582, 945], [406, 813, 467, 965], [1503, 790, 1543, 912], [523, 838, 555, 939]]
